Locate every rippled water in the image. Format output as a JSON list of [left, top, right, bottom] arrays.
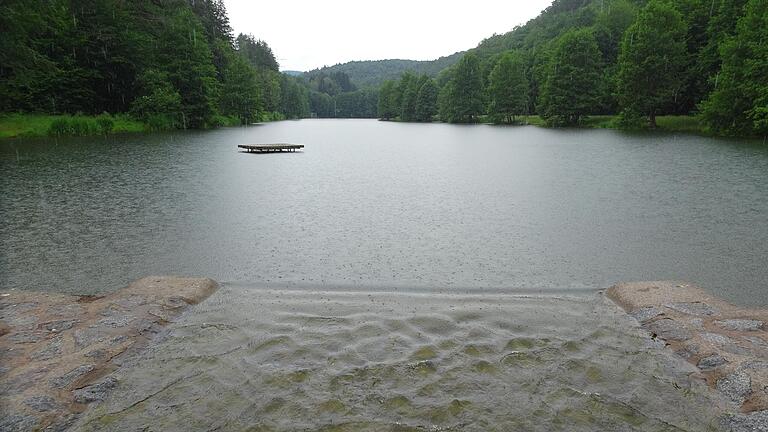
[[1, 120, 767, 304], [72, 287, 723, 431]]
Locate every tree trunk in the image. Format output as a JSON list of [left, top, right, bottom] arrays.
[[649, 111, 657, 128]]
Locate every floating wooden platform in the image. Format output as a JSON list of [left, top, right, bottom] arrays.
[[238, 144, 304, 153]]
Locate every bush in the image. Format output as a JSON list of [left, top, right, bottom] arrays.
[[69, 117, 96, 136], [146, 114, 176, 131], [208, 115, 240, 128], [48, 118, 71, 136], [616, 109, 646, 129], [258, 111, 285, 122], [96, 114, 114, 134], [47, 115, 113, 136]]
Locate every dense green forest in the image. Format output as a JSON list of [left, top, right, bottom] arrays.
[[303, 70, 378, 118], [1, 0, 765, 137], [0, 0, 380, 135], [379, 0, 767, 136], [0, 0, 313, 134]]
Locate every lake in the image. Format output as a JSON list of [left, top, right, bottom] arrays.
[[1, 119, 767, 305]]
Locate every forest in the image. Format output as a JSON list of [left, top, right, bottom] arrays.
[[1, 0, 765, 137], [0, 0, 379, 136], [304, 54, 464, 89], [0, 0, 335, 135], [379, 0, 767, 136]]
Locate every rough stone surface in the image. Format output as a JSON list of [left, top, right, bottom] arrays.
[[721, 410, 768, 432], [629, 306, 664, 323], [72, 376, 119, 404], [607, 281, 768, 417], [0, 276, 218, 431], [0, 414, 38, 432], [74, 327, 109, 349], [718, 319, 765, 332], [41, 319, 78, 332], [84, 348, 108, 359], [9, 330, 46, 344], [718, 370, 753, 404], [664, 301, 720, 316], [23, 395, 60, 412], [698, 354, 728, 370], [701, 332, 736, 346], [50, 364, 96, 389], [29, 336, 63, 361], [647, 318, 693, 341]]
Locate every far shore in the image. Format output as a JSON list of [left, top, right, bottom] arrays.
[[1, 113, 715, 140]]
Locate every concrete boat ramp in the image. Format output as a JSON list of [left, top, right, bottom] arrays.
[[2, 280, 767, 431]]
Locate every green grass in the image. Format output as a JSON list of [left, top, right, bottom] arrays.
[[518, 115, 547, 126], [0, 113, 146, 138], [655, 115, 704, 133], [580, 115, 617, 128], [514, 114, 706, 134]]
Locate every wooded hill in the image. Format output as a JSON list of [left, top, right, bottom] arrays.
[[1, 0, 764, 136], [303, 53, 465, 89], [378, 0, 767, 136]]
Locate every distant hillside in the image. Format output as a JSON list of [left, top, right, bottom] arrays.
[[304, 1, 614, 88], [469, 0, 633, 58], [282, 70, 304, 77], [304, 52, 465, 88]]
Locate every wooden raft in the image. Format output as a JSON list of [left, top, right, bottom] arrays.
[[238, 144, 304, 153]]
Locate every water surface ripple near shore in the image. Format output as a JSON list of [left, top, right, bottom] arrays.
[[74, 285, 725, 431]]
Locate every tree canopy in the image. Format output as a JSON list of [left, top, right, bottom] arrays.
[[438, 54, 484, 123], [701, 0, 768, 136], [487, 52, 529, 123], [617, 0, 687, 127], [2, 0, 766, 137], [539, 29, 603, 126], [378, 0, 766, 136], [0, 0, 308, 126]]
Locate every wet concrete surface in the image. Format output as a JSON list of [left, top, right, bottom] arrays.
[[0, 277, 217, 431], [69, 285, 726, 431]]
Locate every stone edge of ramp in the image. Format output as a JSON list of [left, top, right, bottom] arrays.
[[607, 281, 768, 431], [0, 276, 218, 431]]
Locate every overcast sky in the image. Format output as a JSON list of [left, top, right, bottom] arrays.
[[225, 1, 553, 72]]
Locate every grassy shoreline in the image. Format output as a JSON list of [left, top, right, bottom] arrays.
[[0, 113, 714, 139], [515, 115, 706, 134], [0, 113, 147, 139], [381, 114, 710, 135], [0, 113, 289, 139]]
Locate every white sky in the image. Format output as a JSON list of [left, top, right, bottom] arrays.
[[225, 1, 553, 71]]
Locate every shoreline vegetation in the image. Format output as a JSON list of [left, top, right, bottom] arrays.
[[0, 112, 286, 139], [372, 0, 766, 139], [382, 114, 708, 135], [3, 1, 765, 140], [0, 113, 708, 140]]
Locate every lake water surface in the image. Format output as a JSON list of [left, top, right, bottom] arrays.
[[1, 119, 767, 305]]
